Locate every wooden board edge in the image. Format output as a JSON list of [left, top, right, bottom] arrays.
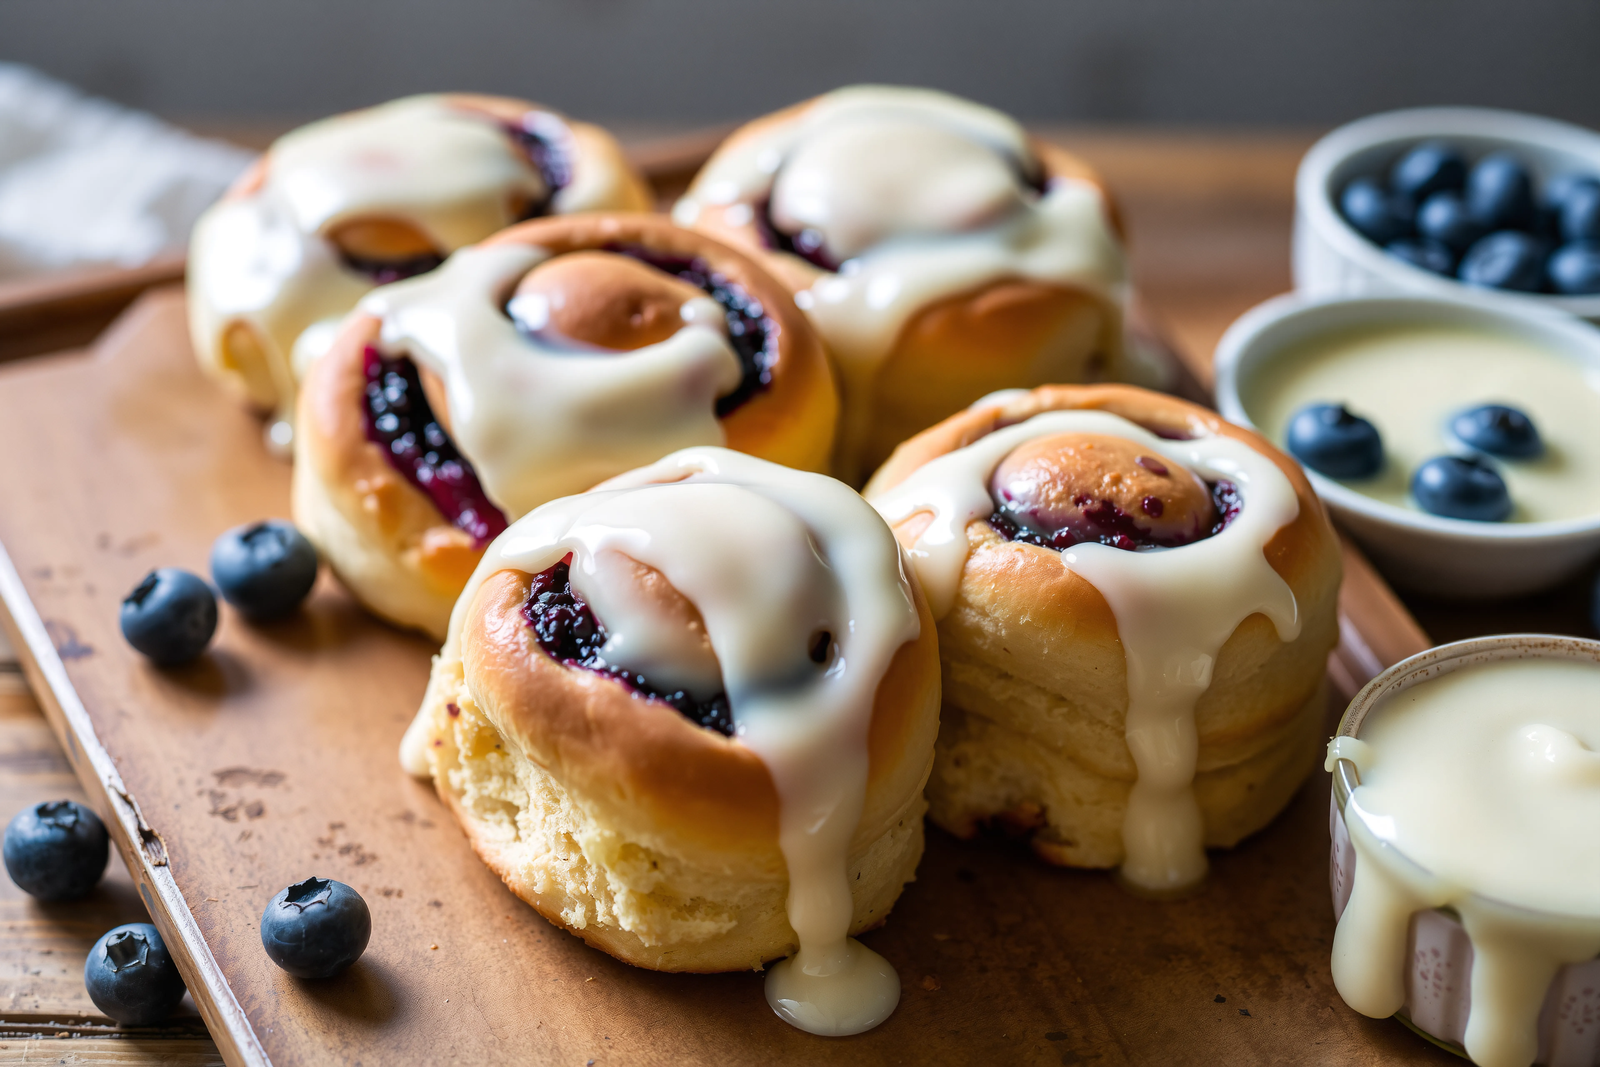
[[0, 541, 270, 1067]]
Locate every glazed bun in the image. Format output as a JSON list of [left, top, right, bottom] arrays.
[[294, 213, 838, 639], [865, 385, 1341, 892], [188, 93, 651, 441], [400, 448, 940, 972], [675, 85, 1127, 483]]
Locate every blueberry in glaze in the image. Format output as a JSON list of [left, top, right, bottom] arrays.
[[260, 877, 371, 979], [210, 520, 318, 620], [1412, 455, 1512, 522], [1450, 404, 1543, 459], [1388, 141, 1467, 209], [1414, 192, 1485, 255], [601, 244, 778, 417], [362, 347, 508, 546], [1559, 180, 1600, 243], [1465, 152, 1537, 231], [3, 800, 108, 900], [1384, 237, 1456, 276], [1548, 242, 1600, 296], [522, 559, 736, 736], [120, 568, 217, 666], [1339, 178, 1409, 246], [84, 923, 188, 1025], [1285, 403, 1384, 479], [1458, 231, 1548, 292]]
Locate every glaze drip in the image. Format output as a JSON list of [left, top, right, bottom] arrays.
[[361, 346, 506, 545], [520, 558, 735, 735]]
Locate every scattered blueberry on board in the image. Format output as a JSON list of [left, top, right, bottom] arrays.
[[210, 520, 319, 621], [1339, 140, 1600, 295], [260, 877, 371, 979], [3, 800, 109, 900], [84, 923, 188, 1026], [119, 568, 217, 665], [1285, 403, 1384, 479], [1411, 455, 1513, 522], [1450, 404, 1543, 459]]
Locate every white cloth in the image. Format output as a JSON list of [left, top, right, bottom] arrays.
[[0, 64, 254, 279]]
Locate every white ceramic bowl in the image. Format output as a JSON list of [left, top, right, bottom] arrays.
[[1294, 106, 1600, 323], [1214, 292, 1600, 599]]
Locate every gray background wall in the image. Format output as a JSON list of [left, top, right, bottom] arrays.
[[3, 1, 1597, 129]]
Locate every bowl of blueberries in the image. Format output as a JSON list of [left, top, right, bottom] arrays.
[[1214, 291, 1600, 599], [1295, 107, 1600, 319]]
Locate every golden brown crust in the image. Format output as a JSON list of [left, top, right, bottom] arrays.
[[459, 561, 943, 859], [861, 384, 1342, 867], [511, 251, 711, 351]]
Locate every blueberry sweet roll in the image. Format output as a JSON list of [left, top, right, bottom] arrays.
[[865, 385, 1342, 894], [188, 94, 650, 448], [293, 214, 837, 638]]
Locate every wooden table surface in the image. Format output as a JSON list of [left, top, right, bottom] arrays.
[[0, 126, 1591, 1065]]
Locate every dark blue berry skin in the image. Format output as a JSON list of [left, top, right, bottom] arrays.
[[1548, 242, 1600, 295], [1389, 141, 1467, 209], [84, 923, 187, 1026], [1411, 455, 1512, 522], [1450, 404, 1543, 459], [1591, 569, 1600, 639], [1458, 231, 1549, 292], [1465, 152, 1537, 231], [3, 800, 108, 900], [210, 520, 318, 621], [119, 569, 217, 666], [1415, 192, 1486, 254], [1340, 177, 1409, 245], [260, 877, 370, 979], [1560, 180, 1600, 243], [1286, 403, 1384, 479], [1385, 237, 1456, 276]]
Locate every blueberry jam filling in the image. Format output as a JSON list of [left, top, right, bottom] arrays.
[[340, 250, 448, 286], [989, 480, 1242, 553], [361, 346, 507, 546], [503, 111, 573, 221], [522, 559, 736, 735], [599, 243, 777, 416]]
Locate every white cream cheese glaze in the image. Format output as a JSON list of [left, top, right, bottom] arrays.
[[401, 447, 922, 1035], [1327, 658, 1600, 1067], [672, 86, 1127, 473], [868, 410, 1301, 890], [188, 95, 616, 441], [362, 242, 743, 521]]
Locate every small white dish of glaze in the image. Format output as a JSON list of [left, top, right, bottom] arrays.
[[1326, 634, 1600, 1067], [1215, 292, 1600, 598]]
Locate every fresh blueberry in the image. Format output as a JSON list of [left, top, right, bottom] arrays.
[[1340, 177, 1409, 245], [1465, 152, 1537, 231], [1414, 192, 1486, 254], [1450, 404, 1543, 459], [1560, 180, 1600, 243], [210, 520, 318, 621], [1548, 242, 1600, 295], [1384, 237, 1456, 275], [1286, 403, 1384, 479], [260, 877, 370, 979], [1411, 455, 1512, 522], [3, 800, 109, 900], [119, 569, 216, 665], [84, 923, 188, 1025], [1458, 231, 1548, 292], [1389, 141, 1467, 209]]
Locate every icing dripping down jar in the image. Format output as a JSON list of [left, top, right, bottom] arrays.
[[1327, 634, 1600, 1067]]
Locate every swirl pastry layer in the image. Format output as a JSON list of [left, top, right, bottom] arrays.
[[675, 85, 1128, 483], [400, 449, 939, 1005], [188, 93, 651, 443], [293, 213, 837, 639], [865, 385, 1341, 892]]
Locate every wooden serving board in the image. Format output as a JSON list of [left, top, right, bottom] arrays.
[[0, 287, 1449, 1066]]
